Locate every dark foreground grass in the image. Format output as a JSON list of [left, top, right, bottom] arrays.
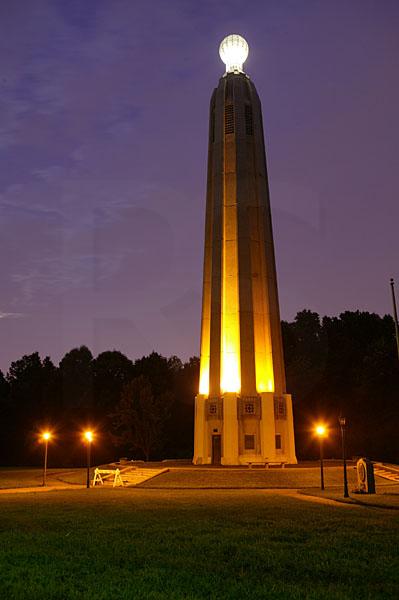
[[0, 489, 398, 599]]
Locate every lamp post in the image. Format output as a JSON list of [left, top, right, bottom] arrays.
[[84, 431, 94, 488], [338, 416, 349, 498], [315, 425, 327, 490], [390, 278, 399, 362], [41, 431, 52, 486]]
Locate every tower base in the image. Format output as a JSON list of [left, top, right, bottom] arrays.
[[193, 393, 297, 466]]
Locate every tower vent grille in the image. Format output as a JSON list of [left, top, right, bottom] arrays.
[[238, 396, 261, 419], [206, 398, 223, 420], [274, 397, 287, 420], [225, 105, 234, 134], [210, 109, 215, 143], [245, 104, 253, 135]]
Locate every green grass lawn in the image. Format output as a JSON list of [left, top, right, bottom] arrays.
[[0, 488, 398, 599], [141, 465, 360, 489]]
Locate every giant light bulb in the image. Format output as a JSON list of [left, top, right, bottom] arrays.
[[219, 34, 249, 74]]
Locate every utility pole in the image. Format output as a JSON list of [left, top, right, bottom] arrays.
[[390, 278, 399, 362]]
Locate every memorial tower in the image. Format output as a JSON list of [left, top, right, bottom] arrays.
[[193, 35, 297, 465]]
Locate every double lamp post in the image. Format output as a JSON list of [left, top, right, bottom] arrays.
[[40, 430, 95, 488]]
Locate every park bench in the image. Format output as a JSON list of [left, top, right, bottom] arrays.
[[247, 461, 286, 469]]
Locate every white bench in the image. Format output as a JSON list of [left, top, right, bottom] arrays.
[[247, 461, 286, 469]]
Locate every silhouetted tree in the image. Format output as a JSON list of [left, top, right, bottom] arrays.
[[7, 353, 55, 421], [93, 350, 134, 415], [165, 356, 199, 458], [132, 352, 174, 395], [5, 353, 57, 463], [0, 370, 11, 462], [111, 376, 172, 460], [0, 370, 9, 406], [59, 346, 94, 418], [283, 310, 327, 402]]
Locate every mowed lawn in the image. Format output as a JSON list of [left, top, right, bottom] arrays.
[[0, 489, 398, 599]]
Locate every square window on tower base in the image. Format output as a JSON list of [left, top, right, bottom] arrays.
[[244, 434, 255, 450]]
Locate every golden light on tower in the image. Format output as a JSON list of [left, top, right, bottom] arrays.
[[193, 35, 297, 465], [41, 431, 52, 441], [199, 361, 209, 395], [220, 237, 241, 393]]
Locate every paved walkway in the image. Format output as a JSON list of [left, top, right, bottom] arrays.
[[286, 491, 361, 508], [0, 485, 85, 495], [0, 485, 359, 508]]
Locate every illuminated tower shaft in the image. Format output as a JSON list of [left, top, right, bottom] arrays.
[[194, 37, 296, 465]]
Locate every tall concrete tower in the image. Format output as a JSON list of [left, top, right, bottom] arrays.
[[193, 35, 296, 466]]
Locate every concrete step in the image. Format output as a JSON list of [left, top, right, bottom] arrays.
[[374, 466, 399, 483], [93, 467, 168, 487], [121, 468, 169, 486]]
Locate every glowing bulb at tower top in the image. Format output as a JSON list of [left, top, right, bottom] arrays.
[[219, 34, 249, 74]]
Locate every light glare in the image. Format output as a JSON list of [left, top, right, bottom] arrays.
[[84, 430, 94, 443], [219, 34, 249, 73]]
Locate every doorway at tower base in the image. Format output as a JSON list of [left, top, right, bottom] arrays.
[[193, 392, 297, 466]]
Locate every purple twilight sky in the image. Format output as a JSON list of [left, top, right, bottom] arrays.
[[1, 0, 398, 372]]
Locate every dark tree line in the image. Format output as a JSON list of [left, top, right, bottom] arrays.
[[0, 349, 198, 466], [0, 310, 397, 466], [283, 310, 398, 462]]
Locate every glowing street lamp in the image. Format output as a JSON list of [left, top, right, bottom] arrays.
[[40, 431, 52, 487], [338, 416, 349, 498], [83, 430, 94, 488], [315, 424, 327, 490]]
